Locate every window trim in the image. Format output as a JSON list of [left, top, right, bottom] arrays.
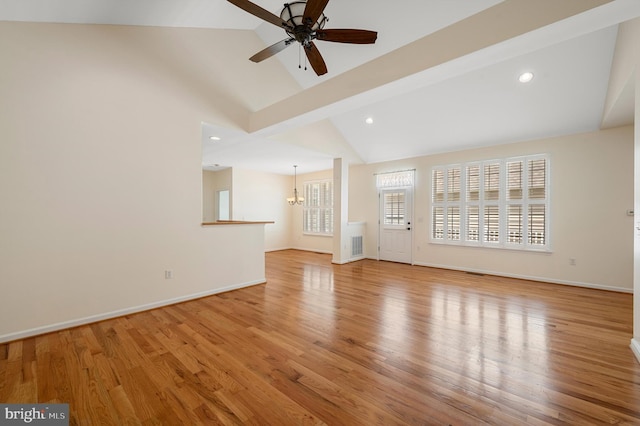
[[430, 154, 550, 252]]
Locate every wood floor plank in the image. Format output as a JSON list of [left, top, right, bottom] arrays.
[[1, 249, 639, 424]]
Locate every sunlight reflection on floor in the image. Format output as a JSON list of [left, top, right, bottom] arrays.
[[429, 286, 550, 391]]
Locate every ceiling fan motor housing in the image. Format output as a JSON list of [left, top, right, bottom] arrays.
[[281, 1, 327, 46]]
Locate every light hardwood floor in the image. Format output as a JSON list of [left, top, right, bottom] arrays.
[[1, 249, 639, 425]]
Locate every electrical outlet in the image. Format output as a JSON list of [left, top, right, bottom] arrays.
[[165, 270, 173, 279]]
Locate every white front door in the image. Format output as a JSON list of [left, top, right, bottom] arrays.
[[379, 188, 413, 263]]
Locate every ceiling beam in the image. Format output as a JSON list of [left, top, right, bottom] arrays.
[[248, 0, 614, 136]]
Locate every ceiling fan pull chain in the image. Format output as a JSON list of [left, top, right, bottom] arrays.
[[304, 47, 308, 71], [298, 44, 307, 71]]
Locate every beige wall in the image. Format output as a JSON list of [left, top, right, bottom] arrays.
[[350, 126, 634, 292], [0, 22, 277, 341]]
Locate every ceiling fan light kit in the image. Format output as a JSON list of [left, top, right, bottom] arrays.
[[281, 1, 327, 35], [227, 0, 377, 76]]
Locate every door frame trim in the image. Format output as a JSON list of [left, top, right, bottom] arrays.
[[377, 186, 415, 264]]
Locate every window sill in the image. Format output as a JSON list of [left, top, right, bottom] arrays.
[[303, 233, 334, 237], [429, 239, 551, 253], [202, 220, 274, 226]]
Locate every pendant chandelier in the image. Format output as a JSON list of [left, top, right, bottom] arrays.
[[287, 165, 305, 205]]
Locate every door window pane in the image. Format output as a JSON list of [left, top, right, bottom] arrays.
[[384, 191, 405, 225]]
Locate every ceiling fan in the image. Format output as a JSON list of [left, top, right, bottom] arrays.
[[227, 0, 377, 76]]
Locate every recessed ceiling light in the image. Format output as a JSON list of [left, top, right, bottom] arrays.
[[365, 117, 374, 124], [209, 136, 221, 141], [518, 72, 534, 83]]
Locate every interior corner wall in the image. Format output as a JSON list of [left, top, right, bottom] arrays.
[[633, 69, 640, 363], [231, 168, 292, 251], [603, 18, 640, 124], [0, 22, 268, 341], [202, 168, 232, 222], [349, 126, 634, 292], [332, 158, 350, 264], [604, 16, 640, 362]]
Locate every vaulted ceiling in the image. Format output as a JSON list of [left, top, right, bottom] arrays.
[[3, 0, 639, 174]]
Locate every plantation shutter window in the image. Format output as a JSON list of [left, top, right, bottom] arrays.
[[507, 205, 523, 243], [431, 155, 549, 250], [507, 160, 523, 200], [529, 159, 546, 199], [484, 163, 500, 201], [528, 204, 546, 245], [447, 206, 461, 241], [303, 179, 334, 235], [447, 167, 461, 202], [484, 205, 500, 243], [433, 169, 445, 202], [466, 206, 480, 242], [467, 165, 480, 201], [433, 206, 444, 240], [431, 166, 462, 242]]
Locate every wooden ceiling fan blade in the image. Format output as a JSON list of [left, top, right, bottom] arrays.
[[315, 29, 378, 44], [303, 0, 330, 26], [227, 0, 291, 29], [304, 42, 327, 76], [249, 38, 294, 62]]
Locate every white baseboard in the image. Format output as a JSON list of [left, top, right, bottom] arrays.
[[288, 246, 333, 255], [265, 246, 291, 253], [268, 252, 632, 293], [632, 338, 640, 364], [0, 279, 265, 344], [413, 261, 633, 293], [332, 255, 366, 265]]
